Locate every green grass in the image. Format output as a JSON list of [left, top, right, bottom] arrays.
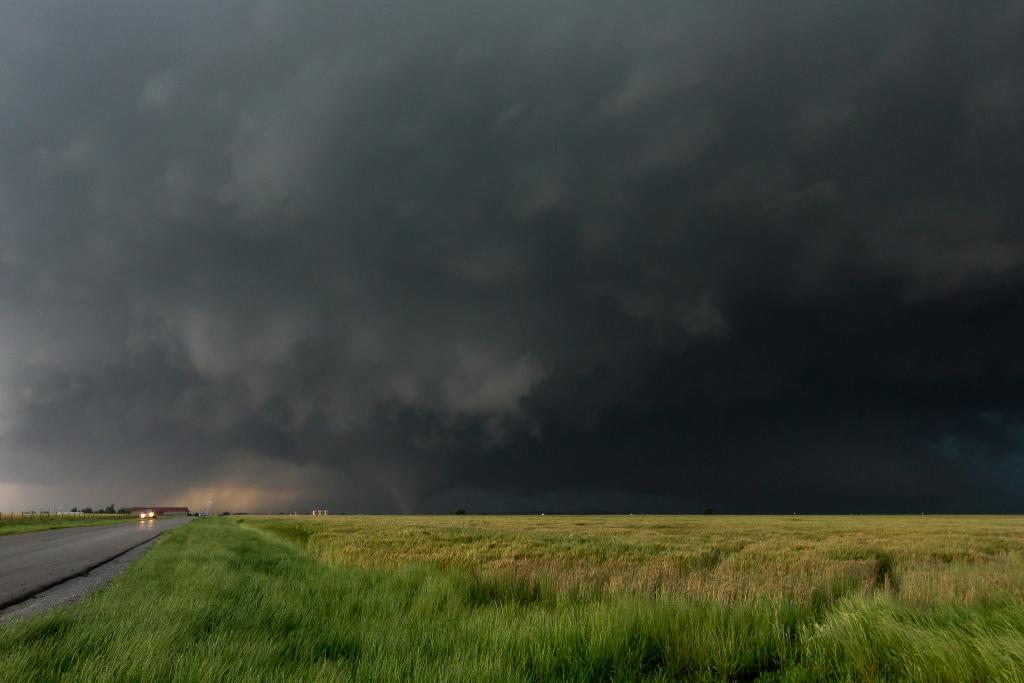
[[0, 514, 135, 536], [3, 516, 1024, 681]]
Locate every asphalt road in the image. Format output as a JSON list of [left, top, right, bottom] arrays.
[[0, 517, 190, 609]]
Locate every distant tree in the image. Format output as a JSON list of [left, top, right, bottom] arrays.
[[703, 507, 714, 515], [82, 507, 93, 514], [71, 507, 78, 512], [117, 507, 130, 514], [219, 511, 231, 516], [454, 508, 467, 515], [103, 504, 115, 514]]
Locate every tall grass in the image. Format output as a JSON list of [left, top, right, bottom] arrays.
[[2, 516, 1024, 680], [246, 515, 1024, 606]]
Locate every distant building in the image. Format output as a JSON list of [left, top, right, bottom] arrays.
[[131, 506, 189, 517], [312, 509, 328, 516]]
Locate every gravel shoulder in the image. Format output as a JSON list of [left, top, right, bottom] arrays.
[[0, 538, 159, 625], [0, 516, 190, 613]]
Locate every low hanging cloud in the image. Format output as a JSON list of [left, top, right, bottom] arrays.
[[1, 1, 1024, 512]]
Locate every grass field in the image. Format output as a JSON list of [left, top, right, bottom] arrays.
[[0, 513, 135, 536], [2, 515, 1024, 681]]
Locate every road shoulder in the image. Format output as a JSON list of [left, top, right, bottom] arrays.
[[0, 537, 158, 625]]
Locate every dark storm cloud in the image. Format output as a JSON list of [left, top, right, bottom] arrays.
[[1, 1, 1023, 511]]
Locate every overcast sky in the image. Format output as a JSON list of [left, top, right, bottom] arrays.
[[1, 2, 1023, 513]]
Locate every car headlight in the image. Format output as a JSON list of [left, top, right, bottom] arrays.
[[140, 513, 146, 519], [148, 511, 155, 518]]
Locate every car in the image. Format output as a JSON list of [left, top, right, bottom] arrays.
[[138, 510, 156, 519]]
